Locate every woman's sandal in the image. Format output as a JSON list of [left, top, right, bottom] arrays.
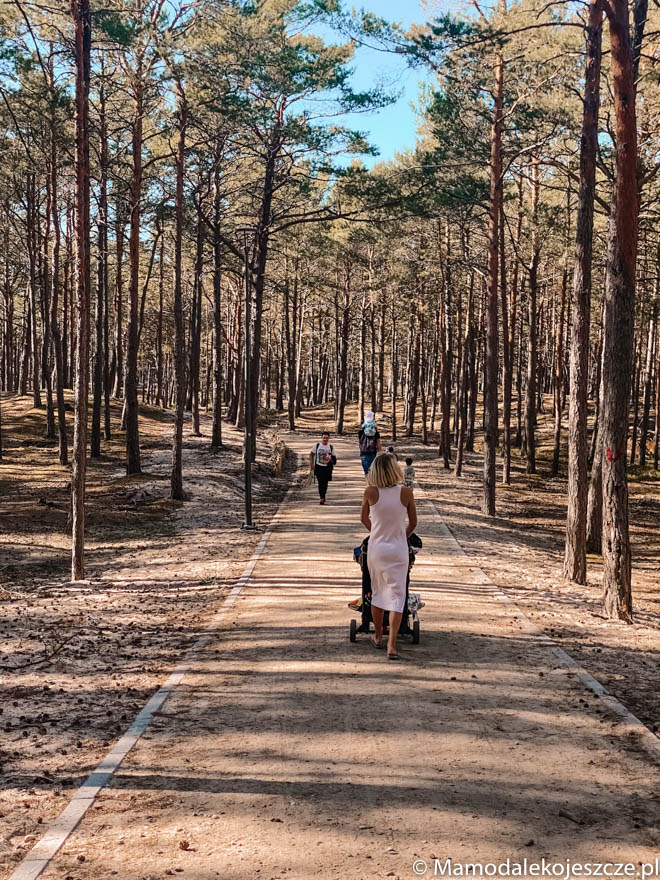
[[387, 652, 401, 661], [370, 637, 384, 649]]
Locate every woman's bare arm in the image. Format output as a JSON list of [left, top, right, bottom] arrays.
[[376, 437, 382, 453], [361, 487, 377, 531], [402, 487, 417, 537]]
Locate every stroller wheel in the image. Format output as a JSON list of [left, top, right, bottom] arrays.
[[412, 619, 420, 645], [349, 619, 357, 643]]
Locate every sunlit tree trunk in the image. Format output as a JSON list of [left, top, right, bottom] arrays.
[[91, 75, 108, 459], [211, 170, 223, 447], [563, 0, 603, 582], [49, 69, 68, 466], [70, 0, 91, 580], [171, 79, 187, 501], [600, 0, 639, 621], [483, 46, 503, 515], [124, 62, 144, 474]]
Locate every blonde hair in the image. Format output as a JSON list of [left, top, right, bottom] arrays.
[[367, 452, 403, 489]]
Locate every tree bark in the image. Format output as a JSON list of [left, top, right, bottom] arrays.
[[124, 66, 144, 474], [211, 171, 223, 448], [112, 199, 125, 398], [600, 0, 639, 621], [91, 76, 108, 459], [638, 298, 656, 467], [48, 79, 68, 466], [482, 47, 503, 515], [391, 309, 398, 442], [191, 211, 203, 436], [156, 234, 164, 407], [70, 0, 91, 581], [335, 264, 350, 435], [525, 156, 541, 475], [551, 264, 567, 477], [502, 184, 520, 485], [455, 270, 474, 477], [171, 80, 187, 501], [26, 176, 41, 408], [563, 0, 603, 582]]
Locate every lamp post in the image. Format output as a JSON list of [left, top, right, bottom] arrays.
[[237, 227, 257, 530]]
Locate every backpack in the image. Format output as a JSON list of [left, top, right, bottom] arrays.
[[359, 429, 377, 456]]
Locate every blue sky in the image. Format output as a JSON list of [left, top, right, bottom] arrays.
[[331, 0, 434, 166]]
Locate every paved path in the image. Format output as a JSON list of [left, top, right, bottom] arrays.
[[30, 439, 660, 879]]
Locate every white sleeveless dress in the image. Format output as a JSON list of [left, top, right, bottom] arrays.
[[367, 485, 409, 613]]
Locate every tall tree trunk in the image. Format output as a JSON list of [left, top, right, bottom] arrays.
[[391, 311, 398, 442], [358, 292, 367, 425], [501, 188, 518, 485], [41, 176, 56, 441], [211, 171, 223, 448], [439, 224, 452, 467], [377, 300, 385, 412], [171, 80, 187, 501], [70, 0, 91, 580], [455, 270, 474, 477], [48, 76, 68, 466], [482, 46, 503, 515], [654, 328, 660, 469], [564, 0, 603, 582], [525, 156, 540, 475], [113, 202, 125, 398], [629, 322, 644, 464], [27, 176, 41, 408], [91, 76, 108, 459], [406, 319, 421, 437], [156, 234, 164, 407], [247, 121, 282, 461], [191, 211, 203, 436], [551, 263, 568, 476], [639, 292, 657, 467], [335, 271, 350, 434], [124, 69, 144, 474], [600, 0, 639, 621], [587, 325, 605, 553]]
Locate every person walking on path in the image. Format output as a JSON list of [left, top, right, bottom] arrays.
[[360, 452, 417, 659], [309, 431, 335, 505], [403, 457, 415, 488], [358, 410, 382, 475]]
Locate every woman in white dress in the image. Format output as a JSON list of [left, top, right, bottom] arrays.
[[360, 452, 417, 659]]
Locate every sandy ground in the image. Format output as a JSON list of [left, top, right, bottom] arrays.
[[290, 403, 660, 737], [416, 442, 659, 738], [0, 395, 298, 879], [8, 435, 659, 880]]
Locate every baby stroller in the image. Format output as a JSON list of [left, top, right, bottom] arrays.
[[349, 533, 422, 644]]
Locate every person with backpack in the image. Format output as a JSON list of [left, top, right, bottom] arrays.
[[358, 411, 382, 475], [309, 431, 336, 505]]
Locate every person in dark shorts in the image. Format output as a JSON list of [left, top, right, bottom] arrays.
[[309, 431, 335, 504], [358, 411, 382, 475]]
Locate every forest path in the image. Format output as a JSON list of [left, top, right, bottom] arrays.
[[26, 438, 660, 879]]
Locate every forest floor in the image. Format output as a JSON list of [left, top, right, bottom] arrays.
[[0, 392, 300, 879], [289, 401, 660, 736], [1, 395, 659, 880], [3, 432, 658, 880]]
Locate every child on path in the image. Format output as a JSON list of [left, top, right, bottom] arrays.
[[403, 457, 415, 488]]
